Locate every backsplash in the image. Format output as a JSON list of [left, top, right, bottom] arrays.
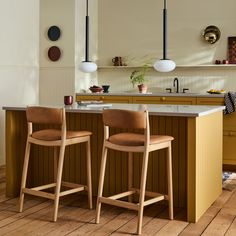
[[96, 67, 236, 94]]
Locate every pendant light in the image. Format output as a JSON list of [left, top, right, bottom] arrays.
[[79, 0, 97, 73], [154, 0, 176, 72]]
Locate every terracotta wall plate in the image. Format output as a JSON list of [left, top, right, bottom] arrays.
[[48, 46, 61, 61], [47, 26, 61, 41]]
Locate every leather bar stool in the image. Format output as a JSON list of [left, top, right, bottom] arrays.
[[19, 106, 93, 221], [95, 109, 174, 235]]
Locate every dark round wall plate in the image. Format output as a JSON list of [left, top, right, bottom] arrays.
[[47, 26, 61, 41], [48, 46, 61, 61]]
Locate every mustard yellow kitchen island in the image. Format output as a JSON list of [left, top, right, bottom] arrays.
[[3, 103, 224, 223]]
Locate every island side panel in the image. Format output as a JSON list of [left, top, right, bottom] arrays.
[[5, 110, 29, 197], [187, 111, 223, 222]]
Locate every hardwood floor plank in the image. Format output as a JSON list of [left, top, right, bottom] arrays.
[[212, 190, 233, 208], [13, 195, 90, 236], [152, 209, 188, 236], [179, 206, 221, 236], [112, 205, 167, 235], [201, 208, 236, 235], [67, 206, 124, 236], [225, 217, 236, 236], [38, 203, 94, 236], [223, 191, 236, 210], [87, 209, 136, 236], [0, 198, 51, 234]]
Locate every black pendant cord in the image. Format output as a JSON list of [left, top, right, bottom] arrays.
[[163, 0, 167, 60], [85, 0, 89, 62]]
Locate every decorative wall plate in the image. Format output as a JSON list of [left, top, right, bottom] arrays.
[[47, 26, 61, 41], [48, 46, 61, 61], [228, 37, 236, 64]]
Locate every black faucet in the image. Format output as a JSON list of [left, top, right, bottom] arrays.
[[173, 77, 179, 93]]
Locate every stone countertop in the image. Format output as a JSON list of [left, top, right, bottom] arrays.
[[3, 103, 225, 118], [76, 92, 225, 98]]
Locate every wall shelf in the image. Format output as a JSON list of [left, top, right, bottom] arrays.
[[98, 65, 236, 69]]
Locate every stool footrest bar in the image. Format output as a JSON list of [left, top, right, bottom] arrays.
[[99, 197, 139, 211]]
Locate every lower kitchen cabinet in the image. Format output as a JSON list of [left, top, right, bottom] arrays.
[[197, 97, 236, 168], [133, 96, 197, 104], [76, 95, 132, 103]]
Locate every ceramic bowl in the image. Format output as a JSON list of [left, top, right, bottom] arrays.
[[89, 87, 103, 93]]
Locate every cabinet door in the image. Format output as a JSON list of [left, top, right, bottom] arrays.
[[196, 97, 224, 105], [76, 95, 132, 103], [76, 95, 101, 101], [132, 96, 161, 104], [223, 130, 236, 165], [102, 96, 132, 103], [159, 96, 196, 105], [197, 97, 236, 167], [133, 96, 196, 105]]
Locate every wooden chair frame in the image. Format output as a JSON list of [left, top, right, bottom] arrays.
[[95, 109, 173, 235], [19, 107, 92, 221]]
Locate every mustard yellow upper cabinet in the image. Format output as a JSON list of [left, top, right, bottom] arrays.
[[133, 96, 196, 105]]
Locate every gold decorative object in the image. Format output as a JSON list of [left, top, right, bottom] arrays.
[[202, 25, 221, 44]]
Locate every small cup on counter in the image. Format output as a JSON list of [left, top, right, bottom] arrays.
[[64, 95, 73, 105]]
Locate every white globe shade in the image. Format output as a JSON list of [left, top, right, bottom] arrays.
[[153, 59, 176, 72], [79, 61, 97, 73]]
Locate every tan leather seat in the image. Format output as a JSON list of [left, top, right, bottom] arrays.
[[32, 129, 92, 141], [19, 106, 93, 222], [95, 109, 174, 235], [109, 133, 174, 146]]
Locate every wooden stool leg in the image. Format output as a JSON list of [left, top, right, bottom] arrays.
[[167, 143, 173, 220], [128, 152, 133, 202], [137, 151, 149, 235], [19, 141, 31, 212], [86, 138, 93, 209], [95, 145, 108, 224], [53, 146, 58, 183], [53, 144, 66, 222]]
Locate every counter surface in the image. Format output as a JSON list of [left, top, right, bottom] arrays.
[[76, 92, 226, 98], [3, 103, 225, 117]]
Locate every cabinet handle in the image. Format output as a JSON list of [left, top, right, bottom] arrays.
[[161, 97, 166, 101]]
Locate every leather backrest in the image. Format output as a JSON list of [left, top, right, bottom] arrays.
[[26, 106, 64, 125], [103, 109, 147, 129]]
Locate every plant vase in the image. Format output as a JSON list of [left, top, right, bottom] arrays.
[[138, 84, 148, 94]]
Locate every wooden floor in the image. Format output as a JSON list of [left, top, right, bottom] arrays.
[[0, 166, 236, 235]]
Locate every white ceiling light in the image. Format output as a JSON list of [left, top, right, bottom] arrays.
[[154, 0, 176, 73], [79, 0, 97, 73]]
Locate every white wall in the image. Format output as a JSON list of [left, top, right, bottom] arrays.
[[0, 0, 39, 165], [39, 0, 75, 105], [97, 0, 236, 93]]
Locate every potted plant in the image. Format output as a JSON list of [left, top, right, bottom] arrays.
[[130, 65, 149, 93]]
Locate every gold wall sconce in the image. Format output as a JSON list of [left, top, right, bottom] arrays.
[[202, 25, 221, 44]]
